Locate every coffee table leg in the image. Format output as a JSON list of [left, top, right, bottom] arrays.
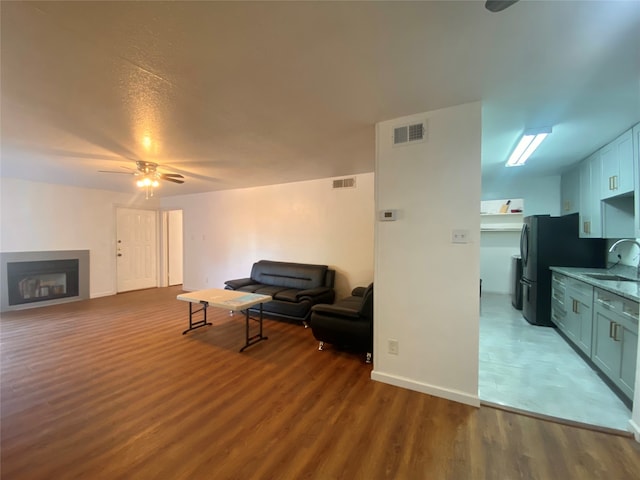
[[239, 303, 268, 352]]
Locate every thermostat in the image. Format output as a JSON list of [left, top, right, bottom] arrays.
[[379, 210, 397, 221]]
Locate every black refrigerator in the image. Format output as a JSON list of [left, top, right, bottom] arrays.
[[520, 213, 606, 326]]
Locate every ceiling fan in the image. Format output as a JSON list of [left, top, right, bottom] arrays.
[[99, 160, 185, 198], [485, 0, 519, 13]]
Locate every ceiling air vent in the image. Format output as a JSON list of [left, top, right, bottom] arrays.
[[333, 177, 356, 189], [393, 121, 427, 146]]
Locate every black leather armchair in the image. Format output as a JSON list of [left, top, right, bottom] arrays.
[[309, 283, 373, 363]]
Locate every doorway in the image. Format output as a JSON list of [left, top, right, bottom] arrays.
[[165, 210, 183, 286]]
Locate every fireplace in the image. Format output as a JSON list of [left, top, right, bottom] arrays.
[[1, 251, 89, 312]]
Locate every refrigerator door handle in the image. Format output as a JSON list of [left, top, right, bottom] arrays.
[[520, 278, 531, 301], [520, 224, 529, 268]]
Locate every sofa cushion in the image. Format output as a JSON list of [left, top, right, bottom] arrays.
[[252, 285, 290, 297], [249, 298, 312, 319], [251, 260, 328, 290], [236, 284, 264, 293], [273, 289, 300, 302]]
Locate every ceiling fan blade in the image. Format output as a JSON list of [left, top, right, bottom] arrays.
[[161, 175, 185, 184], [485, 0, 519, 12], [98, 170, 134, 174], [160, 173, 184, 179]]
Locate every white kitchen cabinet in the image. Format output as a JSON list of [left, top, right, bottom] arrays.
[[579, 151, 602, 238], [600, 129, 634, 200], [560, 165, 580, 215], [592, 288, 638, 400], [563, 277, 594, 356]]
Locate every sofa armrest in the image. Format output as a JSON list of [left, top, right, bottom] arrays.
[[351, 286, 367, 297], [311, 304, 360, 319], [296, 286, 333, 301], [224, 278, 255, 290]]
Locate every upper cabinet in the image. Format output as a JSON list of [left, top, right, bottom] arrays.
[[579, 151, 603, 238], [600, 129, 634, 199], [562, 123, 638, 238], [561, 165, 580, 215]]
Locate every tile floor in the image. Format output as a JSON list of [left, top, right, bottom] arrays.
[[479, 292, 632, 431]]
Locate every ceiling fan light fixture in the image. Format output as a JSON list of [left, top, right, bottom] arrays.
[[505, 127, 552, 167], [136, 174, 160, 198]]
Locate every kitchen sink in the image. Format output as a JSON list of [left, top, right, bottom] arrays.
[[582, 273, 640, 282]]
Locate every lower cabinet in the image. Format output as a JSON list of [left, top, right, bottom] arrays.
[[550, 272, 567, 328], [552, 273, 594, 357], [592, 288, 639, 400], [550, 272, 639, 402]]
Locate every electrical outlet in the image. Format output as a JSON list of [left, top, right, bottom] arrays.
[[388, 339, 399, 355], [452, 229, 469, 244]]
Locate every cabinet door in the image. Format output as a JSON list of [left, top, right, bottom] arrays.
[[562, 297, 578, 341], [600, 142, 617, 199], [617, 130, 634, 194], [601, 129, 634, 199], [561, 166, 580, 215], [619, 323, 638, 398], [579, 152, 602, 238], [575, 299, 593, 356], [565, 283, 593, 357], [592, 308, 620, 379]]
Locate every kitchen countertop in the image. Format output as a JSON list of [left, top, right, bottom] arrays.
[[549, 265, 640, 303]]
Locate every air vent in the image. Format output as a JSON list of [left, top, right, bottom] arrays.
[[393, 121, 427, 146], [333, 177, 356, 189]]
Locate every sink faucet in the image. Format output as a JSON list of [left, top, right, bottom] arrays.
[[608, 239, 640, 277]]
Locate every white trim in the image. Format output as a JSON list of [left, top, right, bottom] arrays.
[[371, 370, 480, 408], [90, 290, 115, 299], [629, 418, 640, 442]]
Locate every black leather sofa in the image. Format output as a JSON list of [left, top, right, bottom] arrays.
[[224, 260, 335, 324], [309, 283, 373, 363]]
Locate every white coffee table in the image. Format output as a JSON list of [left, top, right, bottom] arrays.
[[177, 288, 272, 351]]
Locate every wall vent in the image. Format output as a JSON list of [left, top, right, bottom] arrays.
[[393, 121, 427, 146], [332, 177, 356, 189]]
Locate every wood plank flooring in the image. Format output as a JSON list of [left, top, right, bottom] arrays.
[[2, 286, 640, 479]]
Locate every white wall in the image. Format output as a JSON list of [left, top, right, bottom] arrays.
[[0, 178, 159, 298], [482, 175, 561, 216], [160, 173, 375, 298], [480, 176, 560, 294], [480, 231, 520, 294], [372, 102, 481, 406]]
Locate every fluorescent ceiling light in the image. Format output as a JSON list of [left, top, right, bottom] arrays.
[[505, 127, 552, 167]]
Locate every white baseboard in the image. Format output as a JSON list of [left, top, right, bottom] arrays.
[[371, 370, 480, 408], [90, 290, 114, 299], [629, 418, 640, 442]]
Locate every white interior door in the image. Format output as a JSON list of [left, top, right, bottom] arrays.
[[116, 208, 158, 292], [167, 210, 183, 286]]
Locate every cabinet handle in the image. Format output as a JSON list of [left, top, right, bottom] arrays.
[[614, 175, 618, 190], [609, 321, 614, 338], [612, 323, 620, 342]]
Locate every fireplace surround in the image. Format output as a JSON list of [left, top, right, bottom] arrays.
[[1, 250, 90, 312]]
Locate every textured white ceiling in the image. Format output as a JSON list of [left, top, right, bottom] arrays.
[[1, 1, 639, 197]]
